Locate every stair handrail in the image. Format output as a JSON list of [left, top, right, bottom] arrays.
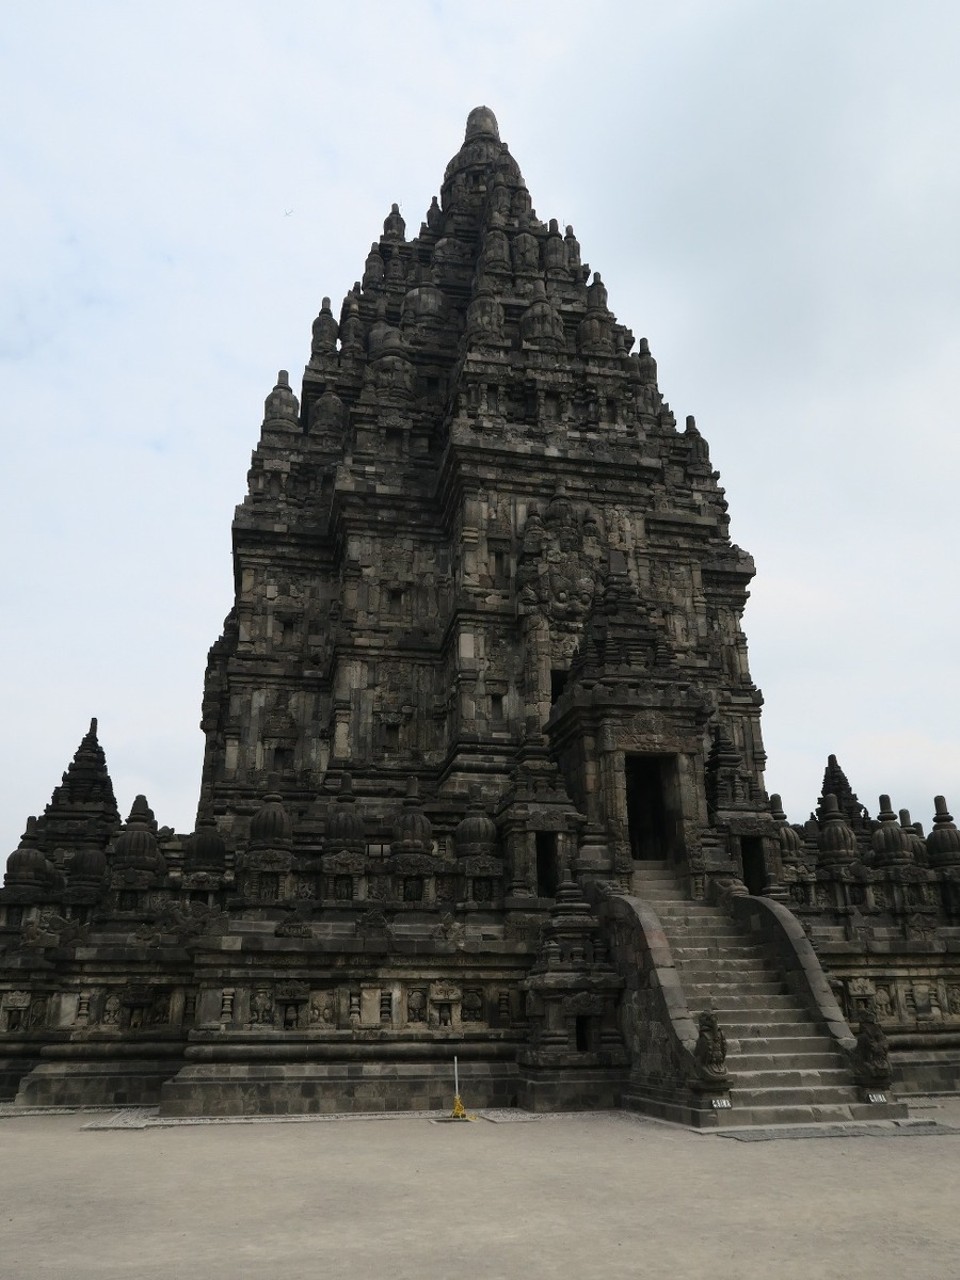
[[710, 881, 856, 1053], [582, 877, 731, 1120]]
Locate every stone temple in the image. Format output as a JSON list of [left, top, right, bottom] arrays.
[[3, 108, 959, 1124]]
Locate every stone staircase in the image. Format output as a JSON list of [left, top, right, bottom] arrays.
[[631, 862, 906, 1126]]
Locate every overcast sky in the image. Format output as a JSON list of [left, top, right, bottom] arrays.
[[2, 1, 958, 856]]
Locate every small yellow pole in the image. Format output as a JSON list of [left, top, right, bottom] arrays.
[[451, 1054, 468, 1119]]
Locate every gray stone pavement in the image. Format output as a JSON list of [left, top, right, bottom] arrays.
[[2, 1099, 960, 1280]]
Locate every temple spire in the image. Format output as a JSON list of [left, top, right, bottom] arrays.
[[33, 718, 121, 860], [819, 754, 867, 827]]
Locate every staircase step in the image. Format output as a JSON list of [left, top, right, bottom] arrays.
[[687, 995, 792, 1010], [713, 1103, 863, 1127], [645, 900, 720, 911], [655, 917, 743, 932], [728, 1068, 852, 1090], [658, 913, 741, 922], [727, 1018, 829, 1039], [724, 1034, 837, 1055], [672, 944, 765, 958], [686, 992, 793, 1008], [685, 989, 799, 1006], [681, 967, 788, 982], [625, 875, 908, 1128], [730, 1084, 862, 1107], [727, 1050, 843, 1072], [676, 959, 781, 978], [713, 1000, 810, 1014], [654, 909, 734, 921], [847, 1100, 910, 1121], [680, 971, 782, 987], [664, 930, 747, 943]]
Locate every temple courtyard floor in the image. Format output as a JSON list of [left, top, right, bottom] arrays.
[[2, 1097, 960, 1280]]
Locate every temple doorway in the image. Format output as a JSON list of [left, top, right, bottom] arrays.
[[536, 831, 559, 897], [740, 836, 766, 895], [625, 754, 680, 862]]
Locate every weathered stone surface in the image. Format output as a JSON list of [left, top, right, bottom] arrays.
[[3, 107, 959, 1116]]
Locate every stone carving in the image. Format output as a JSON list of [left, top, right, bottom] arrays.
[[311, 297, 339, 356], [250, 988, 274, 1027], [355, 907, 393, 940], [851, 1010, 892, 1088], [512, 230, 540, 274], [385, 251, 406, 286], [906, 983, 941, 1019], [363, 245, 385, 291], [338, 298, 363, 356], [401, 280, 446, 343], [516, 502, 600, 627], [429, 981, 460, 1027], [692, 1010, 728, 1085], [383, 202, 406, 240], [562, 992, 604, 1017], [519, 286, 565, 351], [407, 989, 427, 1023], [904, 914, 938, 942], [564, 225, 581, 270], [462, 989, 483, 1022], [466, 288, 504, 343], [133, 921, 162, 946], [543, 219, 567, 276], [151, 991, 170, 1025], [512, 186, 533, 221], [310, 992, 337, 1026], [434, 912, 466, 950], [275, 916, 312, 937], [369, 350, 414, 399], [311, 391, 346, 435], [480, 228, 510, 272]]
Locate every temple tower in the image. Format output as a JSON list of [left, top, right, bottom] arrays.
[[197, 105, 770, 897], [8, 109, 940, 1121]]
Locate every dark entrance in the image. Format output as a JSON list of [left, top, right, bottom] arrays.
[[550, 668, 568, 706], [625, 754, 679, 862], [740, 836, 766, 895], [535, 831, 559, 897]]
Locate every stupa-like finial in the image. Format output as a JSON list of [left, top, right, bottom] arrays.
[[465, 105, 499, 142]]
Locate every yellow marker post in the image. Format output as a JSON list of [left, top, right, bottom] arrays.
[[450, 1054, 471, 1119]]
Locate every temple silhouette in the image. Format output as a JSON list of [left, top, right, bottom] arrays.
[[3, 108, 957, 1123]]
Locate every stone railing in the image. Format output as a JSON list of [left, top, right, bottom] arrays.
[[583, 880, 731, 1127], [710, 882, 856, 1053]]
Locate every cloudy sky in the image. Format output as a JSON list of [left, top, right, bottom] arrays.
[[2, 1, 958, 856]]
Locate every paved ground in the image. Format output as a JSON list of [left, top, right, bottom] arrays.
[[3, 1100, 960, 1280]]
